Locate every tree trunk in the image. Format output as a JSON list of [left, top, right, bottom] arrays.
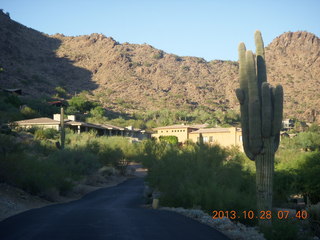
[[60, 107, 65, 149]]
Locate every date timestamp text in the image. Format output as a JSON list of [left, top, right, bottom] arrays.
[[212, 210, 308, 220]]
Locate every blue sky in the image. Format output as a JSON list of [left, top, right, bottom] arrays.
[[2, 0, 320, 61]]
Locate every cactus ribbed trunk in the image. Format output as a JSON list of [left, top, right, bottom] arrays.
[[255, 138, 274, 225]]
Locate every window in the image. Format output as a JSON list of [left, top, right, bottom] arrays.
[[203, 137, 208, 142], [239, 136, 242, 142], [209, 136, 213, 142]]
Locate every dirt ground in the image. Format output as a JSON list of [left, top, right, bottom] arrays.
[[0, 163, 147, 222], [0, 175, 128, 222]]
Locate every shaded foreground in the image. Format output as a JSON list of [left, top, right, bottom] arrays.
[[0, 177, 229, 240]]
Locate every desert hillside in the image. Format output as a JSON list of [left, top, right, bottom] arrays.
[[1, 11, 319, 123]]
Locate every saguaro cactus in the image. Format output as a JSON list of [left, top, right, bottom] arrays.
[[236, 31, 283, 226]]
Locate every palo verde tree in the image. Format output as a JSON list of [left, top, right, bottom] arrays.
[[235, 31, 283, 226]]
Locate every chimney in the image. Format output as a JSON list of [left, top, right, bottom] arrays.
[[53, 114, 61, 121], [67, 115, 76, 121]]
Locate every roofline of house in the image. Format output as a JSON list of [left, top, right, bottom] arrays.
[[153, 125, 199, 130], [14, 117, 149, 133]]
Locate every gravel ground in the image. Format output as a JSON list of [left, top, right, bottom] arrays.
[[161, 207, 266, 240]]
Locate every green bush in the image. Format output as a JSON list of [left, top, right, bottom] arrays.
[[54, 86, 67, 98], [34, 128, 59, 140], [48, 149, 101, 179], [144, 142, 256, 223], [296, 152, 320, 204], [20, 106, 40, 118], [67, 95, 97, 114], [65, 133, 138, 168], [0, 133, 100, 196], [261, 219, 300, 240], [0, 152, 72, 196], [159, 135, 178, 145], [153, 51, 164, 59], [295, 132, 320, 151]]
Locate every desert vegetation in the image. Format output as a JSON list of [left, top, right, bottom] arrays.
[[1, 89, 320, 239], [141, 134, 320, 239], [0, 128, 140, 200], [0, 91, 140, 200]]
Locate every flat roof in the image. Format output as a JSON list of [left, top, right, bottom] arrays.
[[15, 117, 143, 132], [99, 123, 125, 130], [153, 124, 208, 130], [189, 128, 231, 134], [15, 118, 60, 125]]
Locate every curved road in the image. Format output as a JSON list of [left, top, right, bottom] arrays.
[[0, 177, 230, 240]]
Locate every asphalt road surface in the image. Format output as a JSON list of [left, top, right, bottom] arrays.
[[0, 177, 230, 240]]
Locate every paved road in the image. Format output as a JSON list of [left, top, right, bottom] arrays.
[[0, 177, 230, 240]]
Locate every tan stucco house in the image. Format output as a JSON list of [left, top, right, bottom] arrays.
[[152, 124, 208, 143], [152, 124, 243, 150], [189, 127, 243, 149]]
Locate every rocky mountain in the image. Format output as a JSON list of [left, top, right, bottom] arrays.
[[1, 11, 319, 123]]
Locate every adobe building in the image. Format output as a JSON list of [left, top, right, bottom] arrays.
[[152, 124, 208, 143], [189, 127, 243, 149], [152, 124, 243, 150]]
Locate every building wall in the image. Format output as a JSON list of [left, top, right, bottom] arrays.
[[189, 128, 243, 150], [17, 124, 60, 130], [152, 128, 190, 143]]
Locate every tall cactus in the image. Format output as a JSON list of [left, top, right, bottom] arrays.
[[236, 31, 283, 226]]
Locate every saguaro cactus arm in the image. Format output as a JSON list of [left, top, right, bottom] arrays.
[[236, 30, 283, 160]]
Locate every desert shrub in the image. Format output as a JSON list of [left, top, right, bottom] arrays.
[[181, 65, 190, 71], [308, 203, 320, 223], [66, 133, 138, 169], [97, 143, 123, 166], [273, 169, 299, 206], [20, 106, 40, 118], [0, 152, 72, 196], [144, 142, 256, 222], [307, 203, 320, 237], [274, 147, 320, 206], [296, 152, 320, 204], [67, 95, 97, 114], [54, 86, 67, 98], [308, 124, 320, 133], [0, 92, 23, 124], [22, 97, 60, 118], [98, 136, 139, 160], [159, 135, 178, 145], [261, 219, 300, 240], [153, 51, 164, 59], [137, 139, 172, 168], [295, 132, 320, 151], [34, 128, 59, 140], [0, 133, 24, 156], [89, 106, 105, 118], [48, 149, 101, 179]]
